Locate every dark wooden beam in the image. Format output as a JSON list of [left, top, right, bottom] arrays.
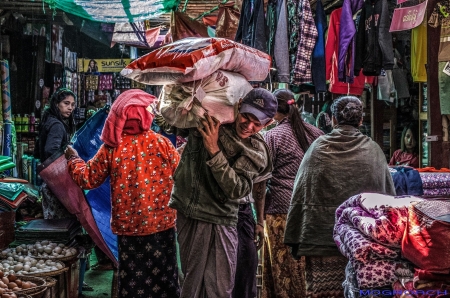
[[371, 90, 385, 151], [427, 0, 444, 167]]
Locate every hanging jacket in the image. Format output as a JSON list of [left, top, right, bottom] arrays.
[[338, 0, 364, 83], [325, 8, 367, 95], [411, 19, 427, 82], [354, 0, 394, 76], [274, 0, 290, 82], [235, 0, 267, 53], [287, 0, 303, 83], [266, 0, 289, 82], [312, 0, 328, 92], [291, 0, 317, 85]]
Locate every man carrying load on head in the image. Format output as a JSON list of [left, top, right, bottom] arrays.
[[169, 88, 277, 298]]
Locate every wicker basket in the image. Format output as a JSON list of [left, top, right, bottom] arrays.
[[24, 277, 57, 298], [11, 275, 47, 296], [24, 287, 47, 298], [43, 277, 57, 288], [34, 253, 78, 263], [21, 261, 68, 277]]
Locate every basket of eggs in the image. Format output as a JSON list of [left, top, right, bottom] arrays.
[[0, 271, 47, 296]]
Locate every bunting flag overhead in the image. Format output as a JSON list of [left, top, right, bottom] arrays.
[[44, 0, 180, 23]]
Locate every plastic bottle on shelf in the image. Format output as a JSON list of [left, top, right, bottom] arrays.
[[13, 115, 20, 132], [22, 114, 29, 132], [35, 118, 40, 133], [29, 113, 36, 133]]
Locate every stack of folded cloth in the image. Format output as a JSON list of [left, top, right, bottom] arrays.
[[0, 182, 38, 211], [334, 193, 421, 290], [418, 167, 450, 197]]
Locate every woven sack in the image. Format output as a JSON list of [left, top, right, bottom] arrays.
[[160, 70, 252, 128]]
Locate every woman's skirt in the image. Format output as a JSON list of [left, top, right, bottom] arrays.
[[118, 228, 180, 298], [304, 255, 348, 298], [263, 213, 306, 298]]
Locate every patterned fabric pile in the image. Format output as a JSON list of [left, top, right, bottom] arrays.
[[420, 172, 450, 197], [334, 193, 422, 288]]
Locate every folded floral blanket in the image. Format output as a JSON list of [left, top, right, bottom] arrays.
[[334, 193, 421, 288], [334, 193, 422, 252]]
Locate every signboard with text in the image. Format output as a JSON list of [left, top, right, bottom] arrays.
[[77, 58, 133, 73], [390, 0, 427, 32]]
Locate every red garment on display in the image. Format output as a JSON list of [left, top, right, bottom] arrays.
[[389, 149, 420, 168], [325, 8, 371, 95]]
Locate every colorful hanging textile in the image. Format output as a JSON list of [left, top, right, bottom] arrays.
[[43, 0, 180, 23]]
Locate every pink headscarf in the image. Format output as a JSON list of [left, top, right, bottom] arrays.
[[100, 89, 157, 147]]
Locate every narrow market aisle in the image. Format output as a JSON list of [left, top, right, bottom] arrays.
[[80, 252, 115, 298]]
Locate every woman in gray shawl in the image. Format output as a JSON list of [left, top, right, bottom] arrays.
[[284, 96, 395, 297]]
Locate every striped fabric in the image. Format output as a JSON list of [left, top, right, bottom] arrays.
[[305, 255, 348, 297], [264, 118, 323, 214], [292, 0, 318, 85]]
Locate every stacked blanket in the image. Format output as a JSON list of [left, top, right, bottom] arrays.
[[420, 173, 450, 197], [334, 193, 422, 288]]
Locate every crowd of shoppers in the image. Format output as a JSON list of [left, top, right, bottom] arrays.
[[36, 86, 399, 297]]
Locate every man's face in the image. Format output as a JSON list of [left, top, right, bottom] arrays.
[[235, 113, 265, 139]]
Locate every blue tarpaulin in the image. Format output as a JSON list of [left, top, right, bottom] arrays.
[[72, 107, 118, 262]]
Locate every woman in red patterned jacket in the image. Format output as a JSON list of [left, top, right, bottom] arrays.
[[65, 89, 180, 298]]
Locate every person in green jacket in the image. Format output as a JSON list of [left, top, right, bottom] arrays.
[[169, 88, 277, 298]]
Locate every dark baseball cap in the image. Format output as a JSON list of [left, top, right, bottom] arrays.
[[239, 88, 278, 125]]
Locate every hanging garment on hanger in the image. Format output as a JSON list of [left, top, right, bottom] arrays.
[[274, 0, 290, 83], [266, 0, 277, 58], [291, 0, 317, 85], [311, 0, 328, 92], [235, 0, 267, 52], [338, 0, 364, 83], [438, 61, 450, 114], [438, 16, 450, 62], [287, 0, 302, 83], [170, 11, 209, 42], [377, 69, 396, 103], [354, 0, 394, 76], [411, 19, 427, 82], [215, 3, 241, 40], [325, 8, 367, 95], [392, 51, 410, 99]]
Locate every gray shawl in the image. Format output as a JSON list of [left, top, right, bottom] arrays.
[[284, 125, 395, 257]]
